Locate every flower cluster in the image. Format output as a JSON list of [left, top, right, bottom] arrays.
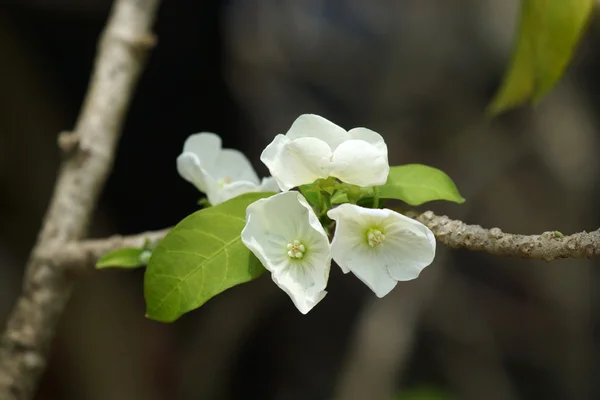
[[177, 132, 279, 205], [178, 114, 436, 314]]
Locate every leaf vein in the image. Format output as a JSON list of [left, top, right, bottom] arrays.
[[149, 236, 240, 315]]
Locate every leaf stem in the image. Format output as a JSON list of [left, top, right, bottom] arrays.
[[373, 186, 380, 208], [315, 189, 325, 214], [322, 191, 332, 213]]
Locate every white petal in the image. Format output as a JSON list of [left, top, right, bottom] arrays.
[[241, 192, 331, 313], [177, 152, 225, 204], [260, 134, 288, 191], [295, 191, 331, 246], [217, 176, 281, 204], [217, 181, 259, 204], [347, 127, 388, 155], [257, 176, 282, 193], [241, 211, 289, 272], [328, 204, 398, 297], [335, 245, 398, 298], [330, 139, 390, 186], [182, 132, 222, 169], [272, 232, 330, 312], [381, 213, 436, 281], [260, 134, 287, 166], [176, 152, 210, 193], [213, 149, 259, 184], [285, 114, 349, 150], [202, 175, 222, 206], [242, 192, 298, 240], [272, 266, 328, 314], [261, 135, 332, 191]]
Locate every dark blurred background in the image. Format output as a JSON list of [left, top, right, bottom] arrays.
[[1, 1, 599, 399]]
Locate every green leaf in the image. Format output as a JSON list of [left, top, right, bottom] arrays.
[[144, 192, 273, 322], [331, 185, 370, 205], [488, 0, 593, 114], [316, 177, 337, 195], [299, 183, 320, 206], [330, 191, 349, 204], [378, 164, 465, 206], [96, 248, 149, 269]]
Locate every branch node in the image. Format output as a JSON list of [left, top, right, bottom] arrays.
[[488, 227, 503, 239], [0, 0, 162, 398], [57, 131, 79, 154], [106, 30, 157, 50]]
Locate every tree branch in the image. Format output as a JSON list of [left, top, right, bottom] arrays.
[[414, 211, 600, 261], [55, 229, 170, 272], [0, 1, 161, 398], [36, 209, 600, 275]]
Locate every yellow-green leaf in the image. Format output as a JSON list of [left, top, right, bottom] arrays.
[[144, 192, 274, 322], [488, 0, 593, 114], [96, 247, 149, 269], [378, 164, 465, 206]]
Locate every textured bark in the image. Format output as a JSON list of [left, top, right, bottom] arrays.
[[415, 211, 600, 261], [0, 1, 161, 399]]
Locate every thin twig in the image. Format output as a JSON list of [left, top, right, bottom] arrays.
[[55, 229, 170, 272], [0, 1, 161, 398], [37, 208, 600, 274], [414, 211, 600, 261]]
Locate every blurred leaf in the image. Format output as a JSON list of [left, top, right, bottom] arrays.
[[144, 192, 273, 322], [96, 248, 148, 269], [378, 164, 465, 206], [488, 0, 593, 114]]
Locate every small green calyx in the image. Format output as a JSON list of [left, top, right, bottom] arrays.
[[315, 177, 338, 195]]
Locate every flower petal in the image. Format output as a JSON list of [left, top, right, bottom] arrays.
[[201, 175, 222, 206], [261, 135, 332, 191], [286, 114, 349, 149], [217, 181, 259, 204], [241, 191, 331, 313], [381, 213, 436, 281], [272, 266, 328, 314], [176, 152, 210, 193], [241, 211, 290, 272], [258, 176, 281, 193], [327, 204, 398, 297], [242, 192, 300, 242], [347, 127, 388, 156], [213, 149, 259, 184], [260, 134, 287, 182], [330, 139, 390, 186], [182, 132, 222, 169], [217, 176, 281, 205]]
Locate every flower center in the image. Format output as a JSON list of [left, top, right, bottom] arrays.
[[287, 239, 306, 259], [366, 228, 385, 247], [217, 176, 232, 189]]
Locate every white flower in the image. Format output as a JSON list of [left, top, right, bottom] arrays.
[[327, 204, 436, 298], [177, 132, 280, 205], [261, 114, 389, 191], [241, 191, 332, 314]]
